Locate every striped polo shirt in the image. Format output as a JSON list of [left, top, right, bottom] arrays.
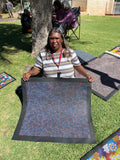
[[34, 48, 80, 78]]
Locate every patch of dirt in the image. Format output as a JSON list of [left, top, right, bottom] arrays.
[[81, 19, 93, 21]]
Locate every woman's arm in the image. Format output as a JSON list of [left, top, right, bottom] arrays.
[[58, 11, 72, 24], [23, 67, 41, 81], [74, 65, 94, 82]]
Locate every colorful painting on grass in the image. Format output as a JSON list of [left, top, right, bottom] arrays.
[[105, 46, 120, 58], [0, 19, 20, 22], [80, 128, 120, 160], [0, 72, 16, 89]]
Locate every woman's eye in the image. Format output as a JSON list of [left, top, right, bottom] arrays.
[[50, 37, 60, 40]]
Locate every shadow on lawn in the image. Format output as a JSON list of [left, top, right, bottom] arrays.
[[0, 23, 32, 62], [67, 38, 93, 50], [68, 39, 93, 45]]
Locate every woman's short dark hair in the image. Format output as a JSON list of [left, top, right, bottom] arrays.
[[24, 9, 29, 15], [53, 0, 62, 9]]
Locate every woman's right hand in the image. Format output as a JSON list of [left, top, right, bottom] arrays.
[[23, 72, 31, 81]]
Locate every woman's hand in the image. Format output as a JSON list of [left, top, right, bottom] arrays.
[[22, 67, 41, 81], [23, 72, 31, 81], [86, 74, 94, 83], [74, 65, 94, 83]]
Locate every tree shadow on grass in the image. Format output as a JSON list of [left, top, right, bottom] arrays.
[[66, 38, 93, 50], [67, 39, 93, 45], [0, 23, 32, 63]]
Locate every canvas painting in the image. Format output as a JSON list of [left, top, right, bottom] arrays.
[[105, 46, 120, 58], [13, 77, 96, 144], [0, 72, 16, 89]]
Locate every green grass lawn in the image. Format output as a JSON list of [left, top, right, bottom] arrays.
[[0, 15, 120, 160]]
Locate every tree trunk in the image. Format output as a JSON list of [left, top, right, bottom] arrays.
[[30, 0, 52, 57]]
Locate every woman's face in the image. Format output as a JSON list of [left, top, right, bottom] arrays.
[[49, 32, 63, 53]]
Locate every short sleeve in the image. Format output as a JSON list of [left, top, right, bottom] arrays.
[[71, 50, 81, 66], [34, 52, 43, 70]]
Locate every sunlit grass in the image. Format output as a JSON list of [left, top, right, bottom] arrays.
[[0, 15, 120, 160]]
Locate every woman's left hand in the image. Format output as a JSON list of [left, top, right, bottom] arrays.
[[86, 74, 94, 83]]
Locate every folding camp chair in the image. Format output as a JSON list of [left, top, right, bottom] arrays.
[[66, 6, 81, 41]]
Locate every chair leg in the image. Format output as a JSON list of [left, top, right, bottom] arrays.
[[68, 26, 80, 41]]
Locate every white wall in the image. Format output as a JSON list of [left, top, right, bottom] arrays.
[[87, 0, 108, 16]]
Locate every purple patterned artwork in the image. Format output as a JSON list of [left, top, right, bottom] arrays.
[[12, 78, 96, 144], [75, 53, 120, 101]]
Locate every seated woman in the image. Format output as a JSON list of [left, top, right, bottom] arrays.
[[53, 0, 76, 35], [52, 0, 65, 28], [21, 9, 32, 33], [23, 27, 94, 81], [16, 28, 93, 104]]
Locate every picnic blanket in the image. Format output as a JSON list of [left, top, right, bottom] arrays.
[[12, 77, 96, 144]]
